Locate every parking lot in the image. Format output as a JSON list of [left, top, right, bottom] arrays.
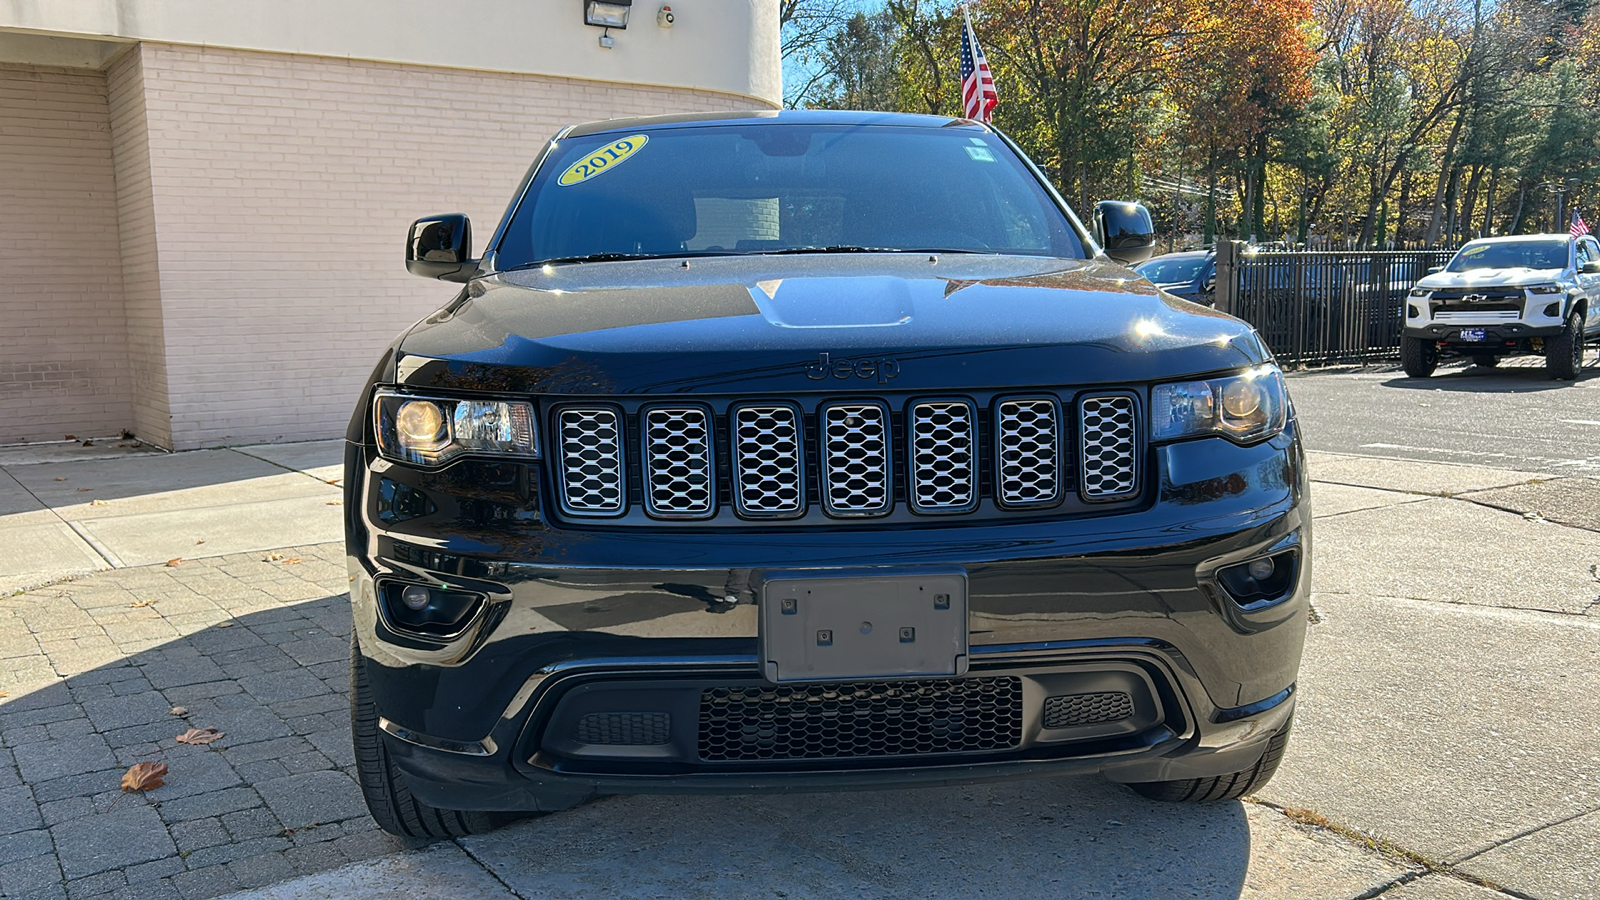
[[2, 360, 1598, 900]]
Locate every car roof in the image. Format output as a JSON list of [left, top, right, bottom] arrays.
[[564, 109, 989, 139], [1460, 233, 1573, 246], [1141, 251, 1213, 262]]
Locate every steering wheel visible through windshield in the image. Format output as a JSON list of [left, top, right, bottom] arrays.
[[493, 123, 1086, 268]]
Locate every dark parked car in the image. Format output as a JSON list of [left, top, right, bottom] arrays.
[[1136, 250, 1216, 305], [346, 110, 1309, 837]]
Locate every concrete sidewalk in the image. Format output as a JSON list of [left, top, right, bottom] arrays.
[[0, 442, 1596, 899], [0, 440, 344, 595]]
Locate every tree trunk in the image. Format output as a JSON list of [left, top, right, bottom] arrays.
[[1422, 112, 1467, 245]]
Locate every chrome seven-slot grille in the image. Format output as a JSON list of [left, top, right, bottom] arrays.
[[554, 394, 1139, 521]]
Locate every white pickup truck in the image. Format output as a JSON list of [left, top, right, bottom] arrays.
[[1401, 233, 1600, 380]]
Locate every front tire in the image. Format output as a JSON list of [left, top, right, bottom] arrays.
[[350, 637, 512, 838], [1401, 336, 1438, 377], [1126, 716, 1292, 803], [1546, 312, 1584, 381]]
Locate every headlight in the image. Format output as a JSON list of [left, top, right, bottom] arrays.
[[1407, 287, 1432, 297], [374, 391, 537, 466], [1528, 283, 1563, 294], [1151, 366, 1288, 444]]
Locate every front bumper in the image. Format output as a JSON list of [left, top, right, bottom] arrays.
[[1403, 322, 1565, 342], [347, 424, 1309, 808]]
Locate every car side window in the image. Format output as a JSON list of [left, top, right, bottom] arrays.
[[1577, 240, 1592, 266], [1584, 238, 1600, 265]]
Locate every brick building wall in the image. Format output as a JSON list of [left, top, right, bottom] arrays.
[[130, 43, 764, 449], [0, 64, 133, 443], [105, 50, 173, 447]]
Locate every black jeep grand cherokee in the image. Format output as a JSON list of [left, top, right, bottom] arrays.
[[345, 111, 1308, 837]]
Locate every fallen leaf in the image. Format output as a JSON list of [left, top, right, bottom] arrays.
[[77, 487, 91, 492], [130, 599, 157, 608], [53, 477, 67, 482], [90, 499, 108, 506], [165, 558, 184, 568], [81, 440, 94, 447], [325, 500, 342, 506], [121, 430, 135, 440], [64, 434, 77, 441], [121, 761, 167, 792], [0, 691, 9, 698], [282, 557, 303, 565], [169, 706, 188, 716], [263, 553, 285, 561], [216, 621, 234, 628], [176, 727, 223, 745], [195, 539, 206, 545]]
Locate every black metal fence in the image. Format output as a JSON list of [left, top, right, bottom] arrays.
[[1216, 243, 1456, 365]]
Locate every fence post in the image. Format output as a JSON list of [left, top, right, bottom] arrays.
[[1215, 240, 1242, 316]]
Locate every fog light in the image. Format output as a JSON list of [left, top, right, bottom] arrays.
[[401, 584, 431, 611], [1544, 303, 1561, 318], [1216, 550, 1298, 607]]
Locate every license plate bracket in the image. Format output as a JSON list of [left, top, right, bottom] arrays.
[[1459, 328, 1487, 341], [758, 569, 968, 683]]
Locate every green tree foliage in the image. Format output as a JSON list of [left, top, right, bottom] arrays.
[[784, 0, 1600, 246]]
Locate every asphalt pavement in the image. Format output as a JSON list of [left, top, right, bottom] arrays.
[[0, 366, 1596, 899], [1287, 355, 1600, 475]]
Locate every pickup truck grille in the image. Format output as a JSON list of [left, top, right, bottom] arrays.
[[553, 392, 1140, 522]]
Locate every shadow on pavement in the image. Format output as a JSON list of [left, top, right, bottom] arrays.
[[0, 580, 1256, 900], [1381, 361, 1600, 392]]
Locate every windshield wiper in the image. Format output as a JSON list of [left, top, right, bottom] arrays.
[[754, 245, 901, 255], [503, 251, 719, 271], [753, 245, 990, 256]]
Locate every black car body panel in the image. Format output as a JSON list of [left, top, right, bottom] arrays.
[[346, 111, 1308, 818]]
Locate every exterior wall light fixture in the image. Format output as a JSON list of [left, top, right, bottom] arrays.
[[585, 0, 633, 48]]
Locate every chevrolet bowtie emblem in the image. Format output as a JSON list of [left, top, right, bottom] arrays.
[[1462, 293, 1488, 302]]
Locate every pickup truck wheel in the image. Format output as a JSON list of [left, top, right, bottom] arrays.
[[350, 637, 513, 838], [1126, 716, 1292, 803], [1470, 354, 1498, 368], [1400, 336, 1438, 377], [1545, 312, 1584, 381]]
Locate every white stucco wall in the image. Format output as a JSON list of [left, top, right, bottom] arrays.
[[0, 0, 781, 105]]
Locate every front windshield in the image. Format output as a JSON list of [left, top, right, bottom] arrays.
[[494, 123, 1085, 268], [1137, 256, 1207, 283], [1447, 240, 1568, 273]]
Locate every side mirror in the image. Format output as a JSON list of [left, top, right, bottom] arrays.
[[1093, 201, 1157, 265], [1583, 260, 1600, 274], [406, 214, 478, 282], [1426, 265, 1443, 275]]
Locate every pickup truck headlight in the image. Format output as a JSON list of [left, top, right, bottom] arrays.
[[374, 391, 537, 466], [1528, 283, 1563, 294], [1407, 287, 1432, 297], [1151, 365, 1287, 444]]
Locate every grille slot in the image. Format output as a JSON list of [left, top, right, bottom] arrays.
[[732, 405, 804, 516], [698, 678, 1022, 762], [995, 398, 1061, 507], [821, 403, 891, 515], [1042, 692, 1134, 728], [575, 712, 672, 745], [642, 407, 714, 518], [1434, 309, 1521, 323], [909, 400, 977, 513], [1079, 395, 1138, 500], [557, 407, 625, 515]]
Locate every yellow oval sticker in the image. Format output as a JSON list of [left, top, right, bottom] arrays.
[[556, 134, 649, 186]]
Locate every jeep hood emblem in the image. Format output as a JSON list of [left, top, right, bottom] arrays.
[[803, 352, 901, 384]]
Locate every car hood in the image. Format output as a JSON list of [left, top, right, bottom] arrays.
[[393, 254, 1269, 395], [1414, 268, 1565, 290]]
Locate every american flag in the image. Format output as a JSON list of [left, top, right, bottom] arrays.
[[1571, 209, 1591, 237], [959, 7, 997, 123]]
